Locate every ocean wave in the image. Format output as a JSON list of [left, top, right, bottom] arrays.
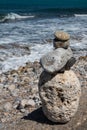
[[0, 44, 53, 73], [0, 13, 35, 22], [75, 14, 87, 17]]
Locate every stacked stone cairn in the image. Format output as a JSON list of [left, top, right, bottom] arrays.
[[38, 31, 81, 123]]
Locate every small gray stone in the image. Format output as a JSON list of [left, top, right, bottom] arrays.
[[17, 99, 35, 110], [7, 84, 16, 91], [21, 99, 29, 108], [1, 118, 6, 123], [40, 47, 73, 73], [3, 102, 12, 112], [54, 31, 70, 41], [39, 70, 81, 123], [11, 89, 19, 96], [28, 99, 35, 107], [0, 77, 6, 83], [20, 109, 26, 113]]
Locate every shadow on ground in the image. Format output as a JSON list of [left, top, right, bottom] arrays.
[[22, 107, 66, 125]]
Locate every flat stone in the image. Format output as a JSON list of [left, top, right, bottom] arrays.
[[54, 31, 70, 41], [39, 70, 81, 123], [53, 38, 70, 49], [40, 47, 73, 73]]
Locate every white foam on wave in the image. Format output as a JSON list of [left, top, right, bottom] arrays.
[[70, 41, 87, 51], [0, 13, 87, 74], [0, 44, 53, 74], [75, 14, 87, 17], [0, 13, 35, 22]]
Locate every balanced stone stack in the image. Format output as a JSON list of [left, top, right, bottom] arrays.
[[38, 31, 81, 123]]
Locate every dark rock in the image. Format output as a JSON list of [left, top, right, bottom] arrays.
[[53, 38, 70, 49]]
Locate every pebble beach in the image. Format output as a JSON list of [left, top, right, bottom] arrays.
[[0, 50, 87, 129]]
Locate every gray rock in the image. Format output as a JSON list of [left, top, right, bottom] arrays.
[[3, 102, 12, 112], [39, 70, 81, 123], [16, 99, 28, 110], [40, 47, 73, 73], [7, 84, 16, 91], [53, 38, 70, 49], [28, 99, 35, 107], [11, 89, 19, 96], [0, 84, 4, 88], [20, 99, 29, 108], [17, 99, 35, 110], [54, 31, 70, 41], [20, 109, 26, 113]]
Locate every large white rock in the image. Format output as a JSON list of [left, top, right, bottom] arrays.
[[40, 47, 73, 73], [39, 70, 81, 123]]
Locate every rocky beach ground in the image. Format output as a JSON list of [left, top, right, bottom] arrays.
[[0, 50, 87, 130]]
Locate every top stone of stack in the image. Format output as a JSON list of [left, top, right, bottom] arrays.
[[54, 31, 70, 41]]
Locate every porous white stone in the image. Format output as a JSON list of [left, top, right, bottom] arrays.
[[39, 70, 81, 123]]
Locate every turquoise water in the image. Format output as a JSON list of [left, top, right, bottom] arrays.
[[0, 0, 87, 13]]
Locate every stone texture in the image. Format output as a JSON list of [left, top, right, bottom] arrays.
[[54, 31, 70, 41], [53, 38, 70, 49], [39, 70, 81, 123], [40, 47, 73, 73]]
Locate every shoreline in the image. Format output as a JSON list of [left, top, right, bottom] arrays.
[[0, 42, 87, 74]]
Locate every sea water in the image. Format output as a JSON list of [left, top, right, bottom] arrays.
[[0, 7, 87, 73]]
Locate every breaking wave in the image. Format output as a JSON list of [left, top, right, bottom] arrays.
[[0, 13, 35, 22], [75, 14, 87, 17]]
